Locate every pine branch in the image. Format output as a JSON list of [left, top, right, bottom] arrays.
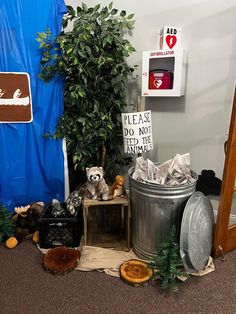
[[0, 204, 15, 242], [149, 225, 187, 292]]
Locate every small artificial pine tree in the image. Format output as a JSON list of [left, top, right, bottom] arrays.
[[149, 225, 187, 292], [0, 203, 15, 242]]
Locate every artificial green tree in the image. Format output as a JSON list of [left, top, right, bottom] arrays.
[[37, 2, 136, 185], [0, 204, 15, 242], [149, 225, 187, 292]]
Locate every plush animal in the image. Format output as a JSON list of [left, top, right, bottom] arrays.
[[51, 199, 66, 217], [5, 202, 44, 249], [86, 166, 110, 201], [50, 192, 82, 217], [66, 190, 82, 215], [196, 170, 222, 196], [111, 175, 125, 198]]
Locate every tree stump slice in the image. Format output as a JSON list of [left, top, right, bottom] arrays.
[[43, 246, 80, 275], [120, 259, 153, 286]]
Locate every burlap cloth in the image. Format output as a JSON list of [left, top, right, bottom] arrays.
[[38, 239, 214, 278], [38, 241, 141, 277]]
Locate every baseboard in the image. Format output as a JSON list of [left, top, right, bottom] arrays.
[[214, 210, 236, 224]]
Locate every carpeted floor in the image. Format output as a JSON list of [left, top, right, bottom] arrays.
[[0, 241, 235, 314]]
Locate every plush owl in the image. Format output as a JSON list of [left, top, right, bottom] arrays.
[[86, 167, 110, 201]]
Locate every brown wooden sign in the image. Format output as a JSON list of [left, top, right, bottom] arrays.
[[0, 72, 33, 123]]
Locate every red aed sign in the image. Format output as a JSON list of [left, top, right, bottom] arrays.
[[159, 26, 181, 50]]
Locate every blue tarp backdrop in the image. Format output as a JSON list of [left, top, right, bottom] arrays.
[[0, 0, 67, 210]]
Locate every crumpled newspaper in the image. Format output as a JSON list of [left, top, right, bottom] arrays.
[[132, 153, 196, 186]]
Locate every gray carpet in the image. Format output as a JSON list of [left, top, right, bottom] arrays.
[[0, 240, 235, 314]]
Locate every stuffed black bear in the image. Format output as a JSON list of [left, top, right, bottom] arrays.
[[196, 169, 222, 196]]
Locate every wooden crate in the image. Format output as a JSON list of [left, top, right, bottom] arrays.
[[82, 197, 130, 251]]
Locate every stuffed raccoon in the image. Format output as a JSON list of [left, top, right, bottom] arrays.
[[86, 166, 110, 201], [51, 199, 66, 217], [51, 191, 82, 217], [66, 190, 82, 215]]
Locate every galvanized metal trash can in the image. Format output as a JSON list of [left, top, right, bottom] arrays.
[[128, 167, 197, 260]]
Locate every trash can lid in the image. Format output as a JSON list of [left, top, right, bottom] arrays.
[[180, 191, 215, 272]]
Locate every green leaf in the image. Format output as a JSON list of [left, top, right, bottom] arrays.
[[85, 46, 92, 55], [94, 4, 101, 11], [106, 35, 113, 44], [78, 91, 84, 98], [39, 42, 46, 48], [108, 2, 113, 10], [78, 50, 87, 58], [127, 13, 135, 19], [87, 7, 94, 14], [127, 20, 135, 30], [62, 19, 68, 29], [120, 10, 126, 17], [128, 46, 136, 53], [66, 5, 75, 16], [82, 3, 88, 11], [111, 8, 118, 15], [38, 32, 47, 40], [66, 47, 73, 54], [77, 6, 82, 15], [101, 7, 109, 18]]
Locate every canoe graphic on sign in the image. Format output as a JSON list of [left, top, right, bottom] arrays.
[[0, 72, 33, 123]]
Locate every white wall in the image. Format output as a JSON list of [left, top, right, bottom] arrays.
[[65, 0, 236, 178]]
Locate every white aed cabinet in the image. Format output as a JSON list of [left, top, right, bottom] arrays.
[[142, 48, 187, 97]]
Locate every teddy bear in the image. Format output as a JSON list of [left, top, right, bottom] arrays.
[[86, 166, 110, 201], [5, 202, 44, 249], [111, 175, 125, 198]]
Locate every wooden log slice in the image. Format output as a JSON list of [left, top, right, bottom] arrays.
[[120, 259, 153, 286], [43, 246, 80, 275]]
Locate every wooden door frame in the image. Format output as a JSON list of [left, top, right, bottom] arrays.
[[213, 88, 236, 257]]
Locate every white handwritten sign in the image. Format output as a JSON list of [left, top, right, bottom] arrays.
[[121, 110, 153, 154]]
